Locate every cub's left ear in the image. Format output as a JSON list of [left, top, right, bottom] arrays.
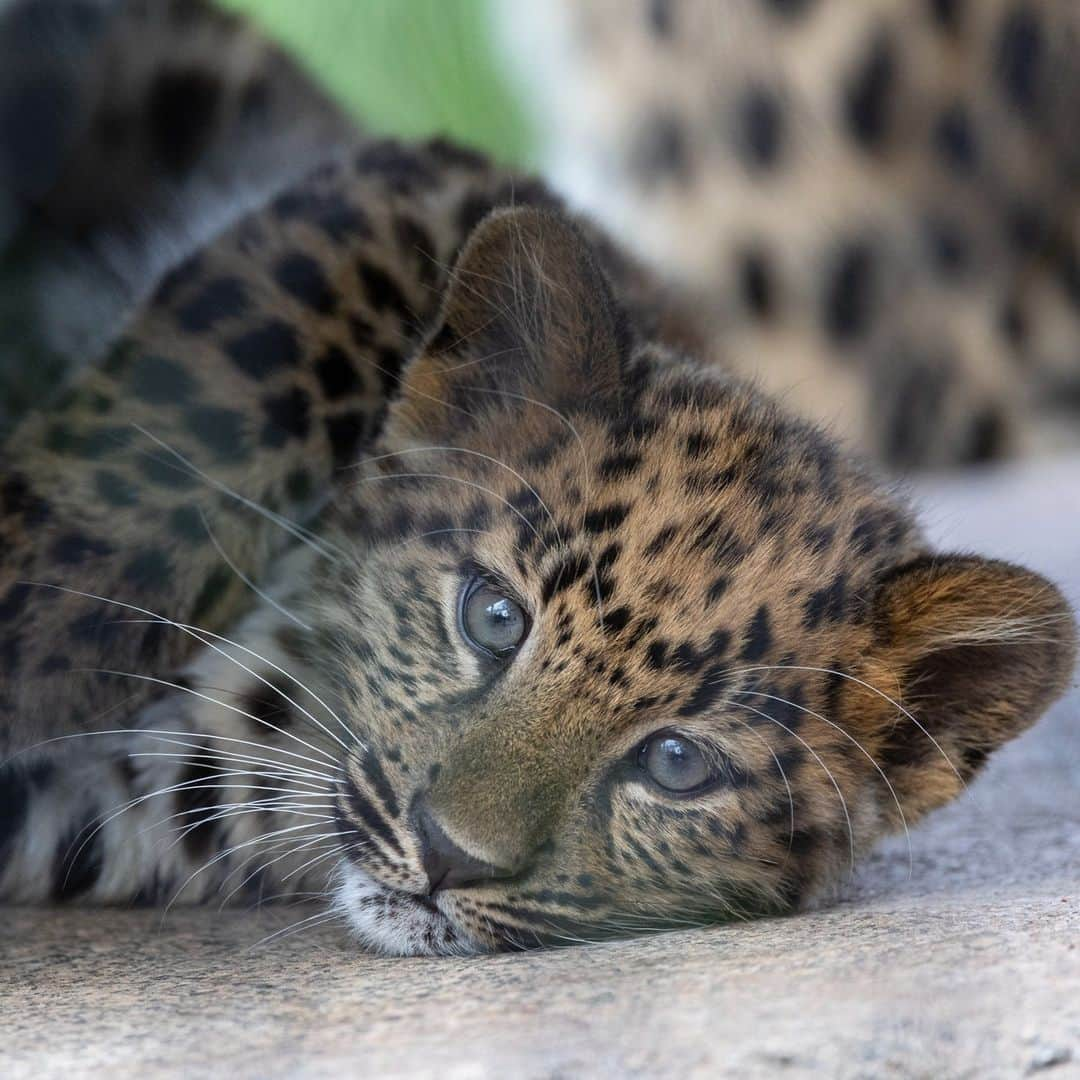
[[387, 206, 631, 442], [867, 556, 1076, 817]]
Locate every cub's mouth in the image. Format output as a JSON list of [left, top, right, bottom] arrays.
[[332, 773, 540, 955], [333, 861, 486, 957]]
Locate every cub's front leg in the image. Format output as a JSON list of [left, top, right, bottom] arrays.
[[0, 544, 350, 907]]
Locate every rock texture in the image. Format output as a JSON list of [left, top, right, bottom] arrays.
[[2, 458, 1078, 1079]]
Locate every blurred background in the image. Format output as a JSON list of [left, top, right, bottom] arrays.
[[0, 0, 535, 429], [222, 0, 531, 163], [3, 0, 1080, 471], [0, 0, 534, 429]]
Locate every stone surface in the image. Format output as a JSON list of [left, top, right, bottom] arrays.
[[2, 458, 1078, 1079]]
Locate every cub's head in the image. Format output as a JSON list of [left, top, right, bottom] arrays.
[[312, 208, 1076, 955]]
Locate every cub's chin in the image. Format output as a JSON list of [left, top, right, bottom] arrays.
[[333, 862, 488, 957]]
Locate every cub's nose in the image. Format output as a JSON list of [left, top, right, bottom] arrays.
[[414, 806, 514, 894]]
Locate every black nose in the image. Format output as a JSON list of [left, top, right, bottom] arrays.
[[415, 806, 513, 894]]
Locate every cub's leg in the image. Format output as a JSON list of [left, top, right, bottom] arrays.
[[1, 546, 350, 907]]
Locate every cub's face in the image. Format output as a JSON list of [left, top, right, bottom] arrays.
[[309, 209, 1075, 955]]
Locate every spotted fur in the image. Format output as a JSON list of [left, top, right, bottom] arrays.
[[0, 1, 1075, 955]]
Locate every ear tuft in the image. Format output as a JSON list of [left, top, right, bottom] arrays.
[[868, 555, 1076, 817], [390, 207, 629, 440]]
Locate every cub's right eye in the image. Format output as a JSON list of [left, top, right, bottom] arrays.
[[458, 577, 530, 659]]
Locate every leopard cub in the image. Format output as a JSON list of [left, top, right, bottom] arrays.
[[0, 0, 1074, 955]]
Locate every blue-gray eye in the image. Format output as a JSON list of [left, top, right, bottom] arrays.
[[639, 733, 713, 793], [459, 578, 529, 658]]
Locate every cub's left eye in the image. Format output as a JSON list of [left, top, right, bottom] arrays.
[[459, 577, 530, 659], [638, 732, 714, 794]]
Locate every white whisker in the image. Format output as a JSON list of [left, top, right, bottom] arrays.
[[164, 821, 331, 915], [129, 745, 335, 785], [728, 698, 856, 874], [351, 471, 545, 545], [22, 582, 353, 757], [728, 715, 796, 858], [733, 688, 913, 876], [345, 445, 562, 546], [248, 906, 344, 951], [199, 508, 313, 631], [79, 667, 345, 766], [131, 424, 342, 561], [280, 844, 351, 884], [733, 664, 966, 788], [219, 835, 349, 907]]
